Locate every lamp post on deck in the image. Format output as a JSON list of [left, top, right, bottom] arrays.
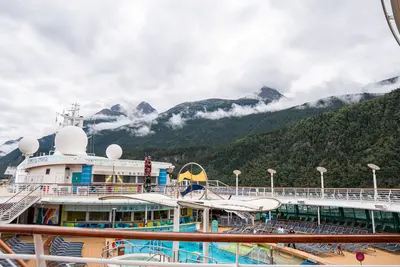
[[367, 163, 380, 200], [267, 169, 276, 195], [316, 167, 327, 199], [233, 170, 241, 196], [267, 169, 276, 222]]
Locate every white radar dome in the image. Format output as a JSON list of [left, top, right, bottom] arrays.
[[106, 144, 123, 160], [55, 126, 88, 155], [18, 137, 39, 155]]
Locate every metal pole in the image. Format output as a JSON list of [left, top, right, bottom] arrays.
[[371, 210, 376, 233], [373, 170, 377, 200], [320, 172, 324, 199], [203, 208, 209, 263], [112, 208, 116, 229], [112, 164, 115, 184], [34, 234, 46, 267], [271, 173, 274, 195], [144, 206, 148, 227], [236, 174, 238, 196], [172, 206, 180, 262], [317, 207, 321, 226]]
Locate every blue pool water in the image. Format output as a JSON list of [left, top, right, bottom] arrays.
[[120, 223, 270, 264], [123, 240, 266, 264]]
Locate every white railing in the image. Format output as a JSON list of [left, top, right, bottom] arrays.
[[24, 155, 172, 168], [101, 240, 218, 264], [0, 225, 398, 267], [7, 183, 400, 205], [0, 185, 41, 223], [209, 187, 400, 204]]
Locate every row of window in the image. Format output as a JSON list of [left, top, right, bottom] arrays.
[[92, 175, 158, 183], [66, 209, 189, 222], [275, 204, 400, 224]]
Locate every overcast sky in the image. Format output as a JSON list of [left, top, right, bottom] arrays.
[[0, 0, 400, 143]]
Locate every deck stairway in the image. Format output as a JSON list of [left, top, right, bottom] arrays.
[[0, 185, 41, 224]]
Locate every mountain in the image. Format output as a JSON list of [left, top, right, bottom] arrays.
[[136, 101, 157, 115], [257, 86, 284, 101], [111, 104, 126, 113], [0, 138, 22, 157], [161, 98, 262, 118], [196, 89, 400, 188], [0, 90, 380, 177]]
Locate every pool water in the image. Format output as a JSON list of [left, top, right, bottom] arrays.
[[125, 240, 268, 264], [118, 224, 313, 265]]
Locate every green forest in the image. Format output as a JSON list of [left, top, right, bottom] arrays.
[[126, 89, 400, 188]]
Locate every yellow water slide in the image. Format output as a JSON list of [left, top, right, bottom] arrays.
[[178, 170, 207, 182]]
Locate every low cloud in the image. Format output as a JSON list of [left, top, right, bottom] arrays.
[[167, 113, 187, 129], [88, 114, 126, 120], [87, 113, 158, 137], [133, 125, 154, 137]]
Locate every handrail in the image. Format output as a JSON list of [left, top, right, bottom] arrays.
[[12, 183, 400, 191], [0, 240, 28, 267], [0, 186, 30, 208], [0, 225, 399, 243], [18, 186, 41, 200]]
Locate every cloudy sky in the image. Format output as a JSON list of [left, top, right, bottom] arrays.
[[0, 0, 399, 143]]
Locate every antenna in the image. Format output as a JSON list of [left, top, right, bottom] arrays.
[[59, 103, 84, 128]]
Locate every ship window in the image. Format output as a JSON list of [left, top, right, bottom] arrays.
[[122, 176, 136, 183], [115, 212, 132, 221], [45, 169, 50, 175], [160, 210, 168, 219], [93, 175, 106, 183], [134, 212, 144, 221], [66, 211, 85, 221], [89, 212, 109, 221], [153, 211, 161, 220], [180, 208, 188, 216]]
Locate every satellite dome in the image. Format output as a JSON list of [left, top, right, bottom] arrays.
[[18, 137, 39, 155], [106, 144, 123, 160], [55, 126, 88, 155]]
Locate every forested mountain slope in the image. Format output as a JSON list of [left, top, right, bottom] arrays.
[[199, 89, 400, 188]]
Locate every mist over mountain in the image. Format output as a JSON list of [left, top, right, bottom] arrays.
[[1, 75, 399, 178], [0, 89, 379, 177]]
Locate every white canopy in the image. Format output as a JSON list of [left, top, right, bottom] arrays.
[[99, 193, 178, 207], [177, 198, 281, 212], [99, 194, 281, 212]]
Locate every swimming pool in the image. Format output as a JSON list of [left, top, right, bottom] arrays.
[[112, 223, 314, 265], [125, 240, 265, 264]]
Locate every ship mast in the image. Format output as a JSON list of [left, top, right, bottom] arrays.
[[58, 103, 84, 128]]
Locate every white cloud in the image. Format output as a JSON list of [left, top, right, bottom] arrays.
[[87, 112, 158, 136], [167, 113, 187, 129], [1, 0, 400, 143], [88, 118, 132, 132], [88, 114, 126, 120], [132, 125, 154, 137]]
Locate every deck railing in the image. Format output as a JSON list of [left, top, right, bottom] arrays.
[[0, 225, 399, 267], [7, 183, 400, 205]]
